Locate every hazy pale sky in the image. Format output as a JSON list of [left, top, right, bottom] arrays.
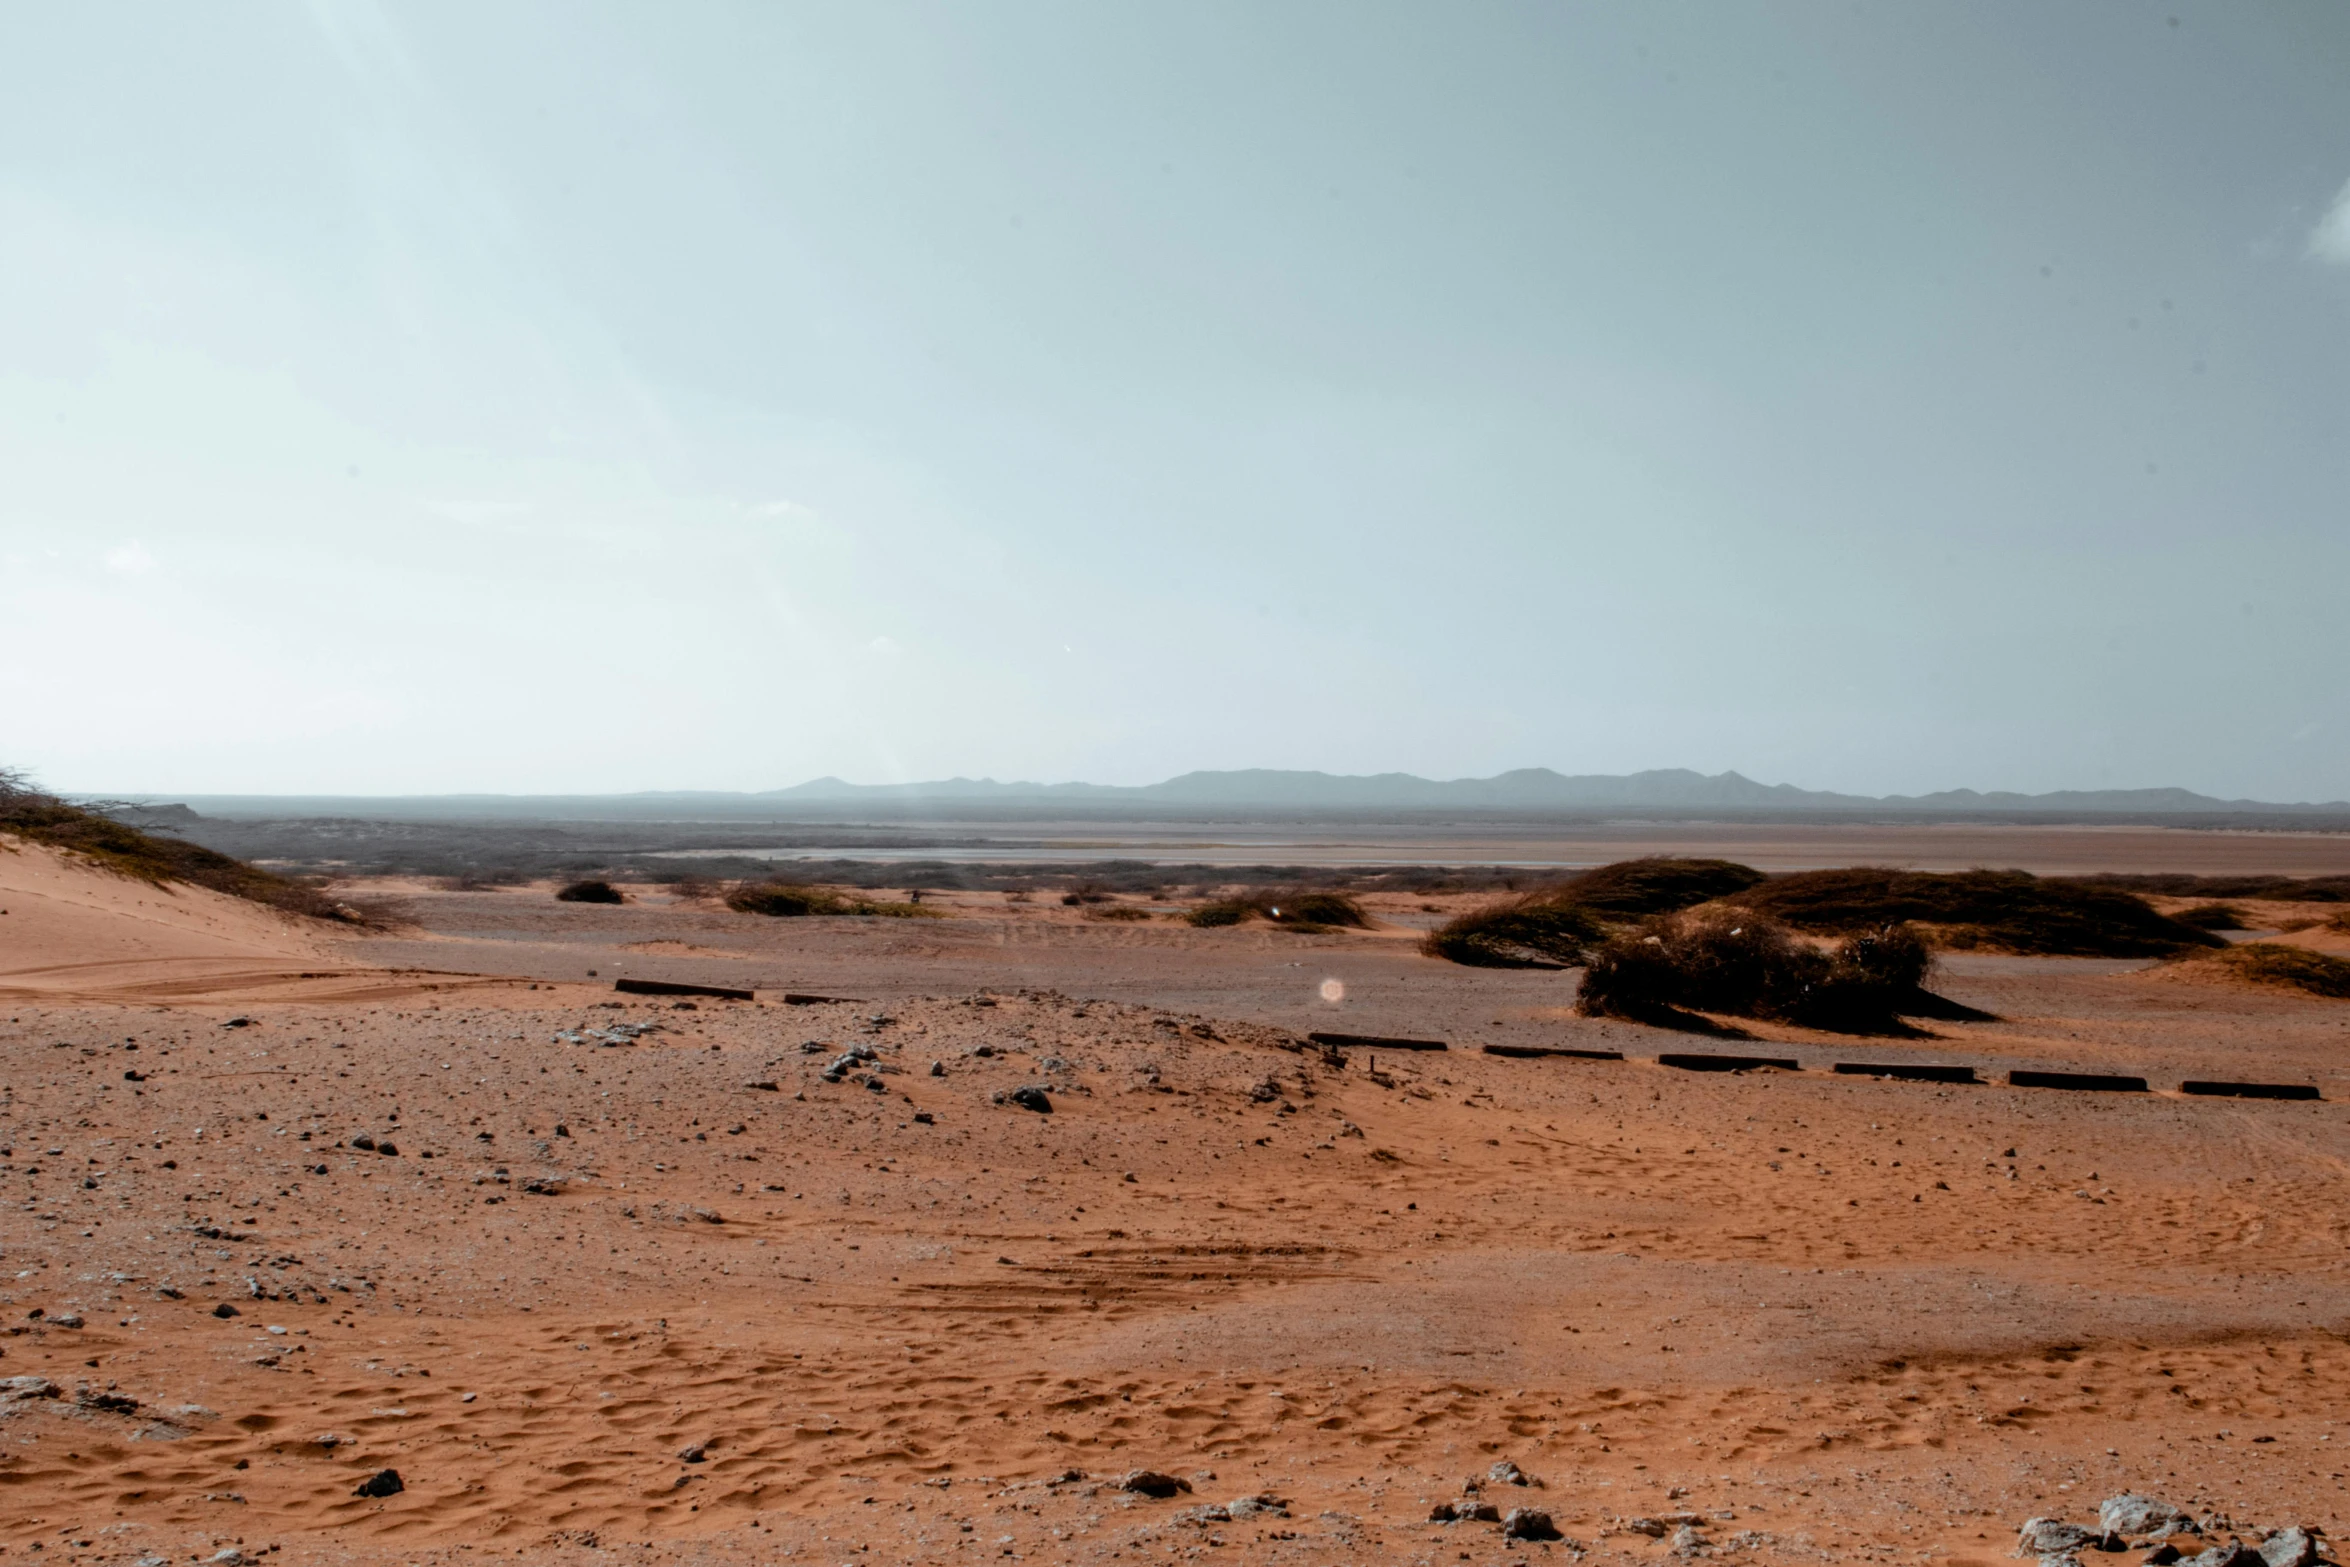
[[6, 2, 2348, 799]]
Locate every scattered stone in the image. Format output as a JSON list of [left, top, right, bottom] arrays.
[[2106, 1496, 2194, 1541], [679, 1443, 707, 1463], [46, 1311, 83, 1329], [1504, 1508, 1564, 1541], [1119, 1470, 1193, 1498], [0, 1376, 59, 1403], [1004, 1085, 1053, 1114], [351, 1135, 376, 1151], [1669, 1522, 1709, 1554], [2260, 1529, 2322, 1567], [1432, 1501, 1502, 1523], [520, 1177, 566, 1196], [2143, 1546, 2183, 1566], [1489, 1459, 1533, 1487], [76, 1388, 138, 1414], [2020, 1519, 2105, 1558], [1226, 1494, 1289, 1519], [210, 1550, 250, 1565], [212, 1302, 240, 1318], [354, 1467, 405, 1498], [2182, 1546, 2264, 1567], [313, 1433, 344, 1449]]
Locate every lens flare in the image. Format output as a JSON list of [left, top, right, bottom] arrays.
[[1318, 977, 1345, 1004]]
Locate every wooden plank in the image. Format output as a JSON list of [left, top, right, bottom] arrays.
[[2180, 1080, 2322, 1101], [1658, 1053, 1800, 1073], [2007, 1069, 2148, 1092], [614, 978, 755, 1001], [1481, 1044, 1625, 1061], [1832, 1062, 1982, 1084], [1311, 1031, 1447, 1052]]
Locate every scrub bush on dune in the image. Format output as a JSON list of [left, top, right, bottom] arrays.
[[1553, 857, 1766, 916], [1726, 867, 2221, 957], [724, 882, 939, 918], [1422, 894, 1608, 968], [555, 879, 624, 904], [1183, 889, 1367, 931], [1576, 908, 1977, 1034], [2182, 943, 2350, 1001]]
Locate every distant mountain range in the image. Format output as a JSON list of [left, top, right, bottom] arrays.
[[759, 767, 2346, 814], [124, 767, 2350, 822]]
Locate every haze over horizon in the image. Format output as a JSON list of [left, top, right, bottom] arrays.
[[7, 3, 2349, 800]]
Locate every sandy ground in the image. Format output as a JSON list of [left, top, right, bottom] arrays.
[[6, 861, 2350, 1567]]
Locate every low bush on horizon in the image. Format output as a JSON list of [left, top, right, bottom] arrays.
[[1182, 888, 1366, 931], [1577, 909, 1973, 1035], [2068, 872, 2350, 903], [1085, 904, 1155, 922], [1423, 893, 1609, 968], [1726, 867, 2222, 958], [0, 766, 379, 926], [556, 878, 625, 904], [2181, 942, 2350, 1001], [724, 881, 941, 919], [2175, 902, 2247, 930]]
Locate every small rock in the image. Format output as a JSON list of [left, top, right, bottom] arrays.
[[1505, 1508, 1565, 1541], [211, 1551, 249, 1566], [1006, 1085, 1052, 1114], [376, 1140, 399, 1156], [2020, 1520, 2105, 1558], [1119, 1470, 1192, 1498], [1489, 1459, 1532, 1486], [2143, 1547, 2183, 1566], [679, 1443, 707, 1463], [1226, 1494, 1288, 1518], [930, 1061, 945, 1076], [47, 1312, 83, 1329], [1625, 1518, 1672, 1538], [212, 1302, 240, 1319], [2105, 1496, 2194, 1541], [351, 1135, 376, 1151], [313, 1433, 344, 1449], [354, 1467, 404, 1498], [0, 1376, 59, 1402], [2183, 1546, 2264, 1567], [2261, 1529, 2322, 1567]]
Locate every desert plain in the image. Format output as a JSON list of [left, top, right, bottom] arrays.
[[6, 830, 2350, 1567]]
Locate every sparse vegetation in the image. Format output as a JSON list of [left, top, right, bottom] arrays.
[[1086, 905, 1154, 922], [2175, 902, 2247, 930], [1554, 857, 1766, 916], [2181, 942, 2350, 1000], [1181, 888, 1366, 931], [0, 766, 379, 925], [1422, 894, 1608, 968], [1726, 867, 2222, 957], [1577, 908, 1974, 1035], [556, 878, 625, 904], [723, 880, 941, 918]]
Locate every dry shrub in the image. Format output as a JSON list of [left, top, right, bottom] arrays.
[[1555, 857, 1765, 916], [1423, 894, 1608, 968], [724, 881, 939, 918], [555, 879, 625, 904], [1086, 905, 1154, 922], [1577, 909, 1966, 1035], [2183, 943, 2350, 1001], [2175, 902, 2247, 930], [1728, 867, 2221, 957], [1183, 888, 1365, 931], [1061, 881, 1113, 906], [0, 766, 377, 926]]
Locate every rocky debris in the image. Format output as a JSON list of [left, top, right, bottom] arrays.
[[1226, 1494, 1289, 1519], [2261, 1529, 2324, 1567], [679, 1443, 707, 1463], [519, 1177, 566, 1196], [353, 1468, 405, 1498], [312, 1433, 344, 1449], [555, 1021, 662, 1047], [997, 1085, 1053, 1113], [1488, 1459, 1536, 1487], [75, 1387, 138, 1414], [2183, 1546, 2264, 1567], [210, 1551, 250, 1566], [212, 1302, 240, 1319], [1623, 1513, 1706, 1538], [45, 1311, 84, 1329], [2143, 1545, 2183, 1566], [1119, 1470, 1192, 1498], [2106, 1496, 2195, 1541], [1669, 1523, 1710, 1555], [822, 1047, 880, 1082], [2019, 1518, 2105, 1558], [0, 1376, 59, 1404], [1431, 1501, 1502, 1523], [1504, 1508, 1564, 1541]]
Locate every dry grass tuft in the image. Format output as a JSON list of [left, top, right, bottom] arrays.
[[2181, 942, 2350, 1001], [555, 879, 625, 904], [1182, 888, 1366, 931], [1555, 857, 1766, 916]]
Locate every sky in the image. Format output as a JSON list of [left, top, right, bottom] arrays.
[[4, 2, 2349, 801]]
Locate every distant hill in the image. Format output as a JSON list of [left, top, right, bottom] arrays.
[[762, 767, 2349, 814], [123, 767, 2350, 822]]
